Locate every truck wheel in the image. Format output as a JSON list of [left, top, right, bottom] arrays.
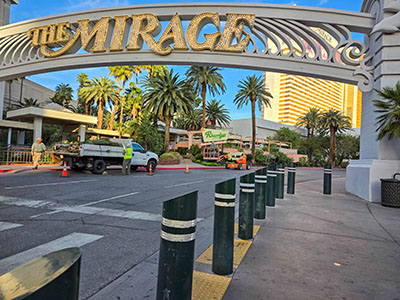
[[238, 163, 243, 170], [92, 159, 106, 174], [246, 163, 251, 170], [146, 160, 157, 173], [130, 166, 138, 172]]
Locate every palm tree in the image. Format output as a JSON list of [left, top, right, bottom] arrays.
[[144, 70, 194, 152], [18, 97, 40, 108], [234, 75, 273, 159], [77, 73, 89, 114], [50, 83, 74, 110], [320, 109, 351, 167], [186, 66, 226, 129], [125, 83, 143, 121], [296, 107, 321, 138], [206, 99, 231, 129], [79, 77, 118, 129], [373, 81, 400, 141], [108, 66, 134, 130], [183, 109, 202, 131]]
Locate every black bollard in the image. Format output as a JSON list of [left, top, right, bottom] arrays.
[[156, 191, 198, 300], [212, 178, 236, 275], [254, 167, 267, 219], [287, 162, 296, 194], [323, 163, 332, 195], [276, 163, 285, 199], [0, 247, 81, 300], [239, 173, 255, 240], [266, 164, 277, 207]]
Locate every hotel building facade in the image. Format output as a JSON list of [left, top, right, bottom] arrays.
[[261, 73, 362, 128]]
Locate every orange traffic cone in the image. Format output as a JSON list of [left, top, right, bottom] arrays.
[[62, 162, 68, 177], [148, 163, 153, 176], [185, 163, 189, 174]]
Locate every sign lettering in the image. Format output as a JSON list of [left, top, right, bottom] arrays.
[[26, 13, 255, 57]]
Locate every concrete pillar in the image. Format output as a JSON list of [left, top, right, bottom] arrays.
[[0, 1, 17, 120], [188, 132, 193, 148], [0, 81, 4, 120], [17, 130, 25, 145], [347, 0, 400, 202], [33, 117, 42, 142], [7, 127, 11, 147], [78, 125, 86, 142], [60, 125, 67, 141]]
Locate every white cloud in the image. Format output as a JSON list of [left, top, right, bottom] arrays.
[[318, 0, 328, 5]]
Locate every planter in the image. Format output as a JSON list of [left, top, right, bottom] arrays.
[[158, 158, 180, 165], [380, 173, 400, 208]]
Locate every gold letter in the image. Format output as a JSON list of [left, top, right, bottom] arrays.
[[55, 22, 71, 43], [109, 15, 129, 52], [127, 14, 161, 52], [40, 25, 56, 45], [155, 13, 188, 55], [215, 14, 255, 52], [186, 13, 221, 51], [27, 28, 41, 46], [77, 17, 111, 52]]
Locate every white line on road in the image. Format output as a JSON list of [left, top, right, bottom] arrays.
[[0, 222, 23, 232], [3, 179, 98, 190], [164, 180, 205, 189], [0, 232, 103, 275], [82, 192, 140, 207]]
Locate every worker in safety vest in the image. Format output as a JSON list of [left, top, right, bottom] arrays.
[[122, 143, 132, 175]]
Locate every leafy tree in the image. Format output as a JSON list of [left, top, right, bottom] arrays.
[[18, 97, 40, 108], [298, 136, 328, 165], [50, 83, 75, 111], [186, 66, 226, 128], [108, 66, 134, 130], [335, 134, 360, 166], [79, 77, 118, 129], [319, 109, 351, 167], [296, 107, 321, 138], [272, 127, 300, 148], [144, 70, 194, 152], [373, 81, 400, 141], [206, 99, 231, 128], [234, 75, 273, 160]]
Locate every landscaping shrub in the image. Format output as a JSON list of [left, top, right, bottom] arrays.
[[194, 153, 203, 161], [188, 145, 201, 156], [160, 152, 182, 159], [201, 161, 219, 167]]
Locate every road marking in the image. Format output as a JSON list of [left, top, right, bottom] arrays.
[[0, 222, 23, 232], [82, 192, 140, 207], [0, 232, 103, 275], [0, 196, 53, 208], [164, 180, 205, 189], [3, 179, 98, 190]]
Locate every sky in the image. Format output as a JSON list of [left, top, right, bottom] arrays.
[[9, 0, 364, 120]]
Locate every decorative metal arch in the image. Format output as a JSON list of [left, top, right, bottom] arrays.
[[0, 3, 375, 91]]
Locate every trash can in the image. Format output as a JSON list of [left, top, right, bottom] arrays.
[[380, 173, 400, 208]]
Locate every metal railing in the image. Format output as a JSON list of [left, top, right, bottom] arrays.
[[0, 147, 54, 165]]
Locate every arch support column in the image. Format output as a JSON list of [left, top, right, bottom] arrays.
[[347, 0, 400, 202]]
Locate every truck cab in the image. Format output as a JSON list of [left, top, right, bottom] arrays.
[[130, 142, 158, 172]]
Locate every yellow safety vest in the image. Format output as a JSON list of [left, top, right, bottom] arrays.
[[124, 147, 132, 159]]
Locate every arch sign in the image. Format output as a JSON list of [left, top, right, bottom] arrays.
[[0, 3, 378, 91]]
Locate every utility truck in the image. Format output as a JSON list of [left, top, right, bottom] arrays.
[[53, 139, 158, 174]]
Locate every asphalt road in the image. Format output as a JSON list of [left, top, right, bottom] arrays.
[[0, 167, 345, 299]]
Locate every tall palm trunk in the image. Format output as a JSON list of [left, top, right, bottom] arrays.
[[97, 101, 104, 129], [251, 97, 256, 161], [85, 102, 88, 115], [329, 126, 336, 167], [201, 83, 207, 128], [307, 127, 311, 139], [109, 79, 121, 130], [164, 115, 171, 152], [119, 81, 126, 124]]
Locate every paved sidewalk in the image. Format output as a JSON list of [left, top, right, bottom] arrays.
[[223, 176, 400, 300], [88, 174, 400, 300]]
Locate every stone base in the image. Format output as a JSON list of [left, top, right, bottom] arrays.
[[346, 159, 400, 203]]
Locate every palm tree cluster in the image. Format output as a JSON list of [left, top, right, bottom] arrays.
[[296, 107, 351, 167]]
